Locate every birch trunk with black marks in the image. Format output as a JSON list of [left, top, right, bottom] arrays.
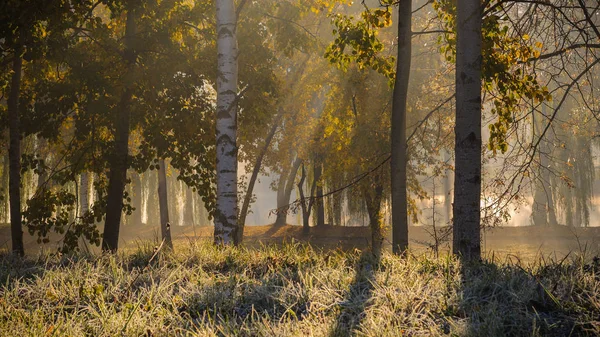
[[8, 44, 24, 256], [214, 0, 239, 245], [274, 157, 302, 226], [452, 0, 482, 260], [158, 159, 173, 250], [102, 9, 137, 252], [391, 2, 411, 255], [237, 113, 281, 243]]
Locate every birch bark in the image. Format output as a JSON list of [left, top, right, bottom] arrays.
[[214, 0, 239, 244]]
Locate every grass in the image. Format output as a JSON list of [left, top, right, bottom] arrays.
[[0, 240, 598, 336]]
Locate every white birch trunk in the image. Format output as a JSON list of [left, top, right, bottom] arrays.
[[453, 0, 483, 259], [214, 0, 238, 244]]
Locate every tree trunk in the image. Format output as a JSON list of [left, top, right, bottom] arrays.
[[158, 159, 173, 250], [314, 159, 325, 227], [298, 162, 318, 235], [297, 163, 310, 235], [80, 172, 89, 215], [274, 157, 302, 226], [391, 2, 411, 255], [363, 176, 384, 258], [237, 113, 282, 243], [531, 110, 546, 226], [214, 0, 239, 245], [543, 118, 558, 226], [452, 0, 482, 260], [102, 9, 137, 252], [1, 155, 9, 224], [8, 44, 24, 256]]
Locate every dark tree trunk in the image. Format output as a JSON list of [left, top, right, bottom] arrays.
[[363, 175, 384, 258], [391, 2, 412, 255], [237, 113, 282, 243], [297, 163, 310, 235], [8, 45, 24, 256], [452, 0, 483, 260], [314, 159, 325, 227], [158, 159, 173, 250], [1, 155, 9, 224], [298, 162, 318, 235], [102, 9, 137, 252], [274, 157, 302, 226]]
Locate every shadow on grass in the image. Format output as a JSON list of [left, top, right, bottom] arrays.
[[329, 250, 379, 337], [457, 256, 590, 336]]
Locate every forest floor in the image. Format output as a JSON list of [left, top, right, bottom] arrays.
[[2, 222, 600, 262], [1, 239, 599, 336]]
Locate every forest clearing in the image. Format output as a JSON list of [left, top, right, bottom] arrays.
[[2, 0, 600, 335]]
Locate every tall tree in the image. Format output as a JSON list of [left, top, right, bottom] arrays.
[[237, 113, 281, 243], [391, 0, 412, 254], [452, 0, 482, 259], [8, 44, 24, 256], [214, 0, 239, 245], [157, 159, 173, 250], [102, 7, 138, 252], [274, 157, 302, 226]]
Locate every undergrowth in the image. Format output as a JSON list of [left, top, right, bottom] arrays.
[[0, 241, 598, 336]]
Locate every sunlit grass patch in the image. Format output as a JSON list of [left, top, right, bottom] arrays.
[[0, 241, 598, 336]]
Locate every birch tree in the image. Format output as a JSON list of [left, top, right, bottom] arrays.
[[214, 0, 239, 244]]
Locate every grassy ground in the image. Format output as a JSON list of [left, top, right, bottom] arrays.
[[1, 240, 599, 336]]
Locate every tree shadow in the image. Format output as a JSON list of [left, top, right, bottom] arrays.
[[261, 222, 287, 239], [456, 256, 584, 336], [329, 250, 379, 337]]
